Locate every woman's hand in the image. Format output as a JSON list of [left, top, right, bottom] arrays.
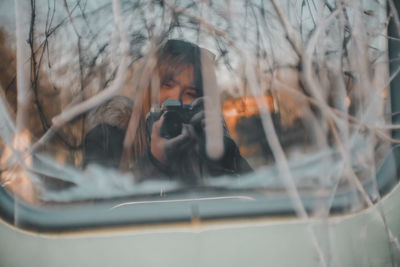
[[189, 97, 206, 133], [150, 114, 196, 164]]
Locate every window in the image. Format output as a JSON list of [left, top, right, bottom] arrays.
[[0, 0, 399, 232]]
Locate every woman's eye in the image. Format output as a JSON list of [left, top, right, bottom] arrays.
[[162, 81, 175, 88], [184, 90, 198, 98]]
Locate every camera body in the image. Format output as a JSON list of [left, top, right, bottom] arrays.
[[146, 99, 203, 139]]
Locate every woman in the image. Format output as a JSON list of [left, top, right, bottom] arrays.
[[83, 39, 251, 183]]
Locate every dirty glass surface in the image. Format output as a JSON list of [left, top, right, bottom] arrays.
[[0, 0, 398, 221]]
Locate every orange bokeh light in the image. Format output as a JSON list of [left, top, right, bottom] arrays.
[[222, 95, 274, 139]]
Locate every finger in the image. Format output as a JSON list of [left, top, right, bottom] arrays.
[[190, 110, 205, 125], [184, 124, 197, 139], [191, 97, 205, 107], [165, 124, 194, 150], [150, 116, 167, 163], [151, 114, 165, 136]]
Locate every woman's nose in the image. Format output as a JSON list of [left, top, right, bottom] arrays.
[[165, 86, 181, 100]]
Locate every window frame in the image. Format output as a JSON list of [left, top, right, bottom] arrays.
[[0, 1, 399, 233]]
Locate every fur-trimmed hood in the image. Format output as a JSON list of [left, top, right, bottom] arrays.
[[87, 96, 133, 131]]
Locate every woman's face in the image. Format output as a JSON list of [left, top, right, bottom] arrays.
[[158, 65, 199, 105]]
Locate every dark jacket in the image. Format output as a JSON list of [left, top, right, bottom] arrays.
[[83, 96, 252, 183]]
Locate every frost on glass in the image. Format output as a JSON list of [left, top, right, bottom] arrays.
[[0, 0, 399, 221]]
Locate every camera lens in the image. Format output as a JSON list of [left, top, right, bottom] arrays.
[[160, 111, 183, 139]]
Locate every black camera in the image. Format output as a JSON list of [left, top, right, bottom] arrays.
[[146, 99, 203, 139]]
